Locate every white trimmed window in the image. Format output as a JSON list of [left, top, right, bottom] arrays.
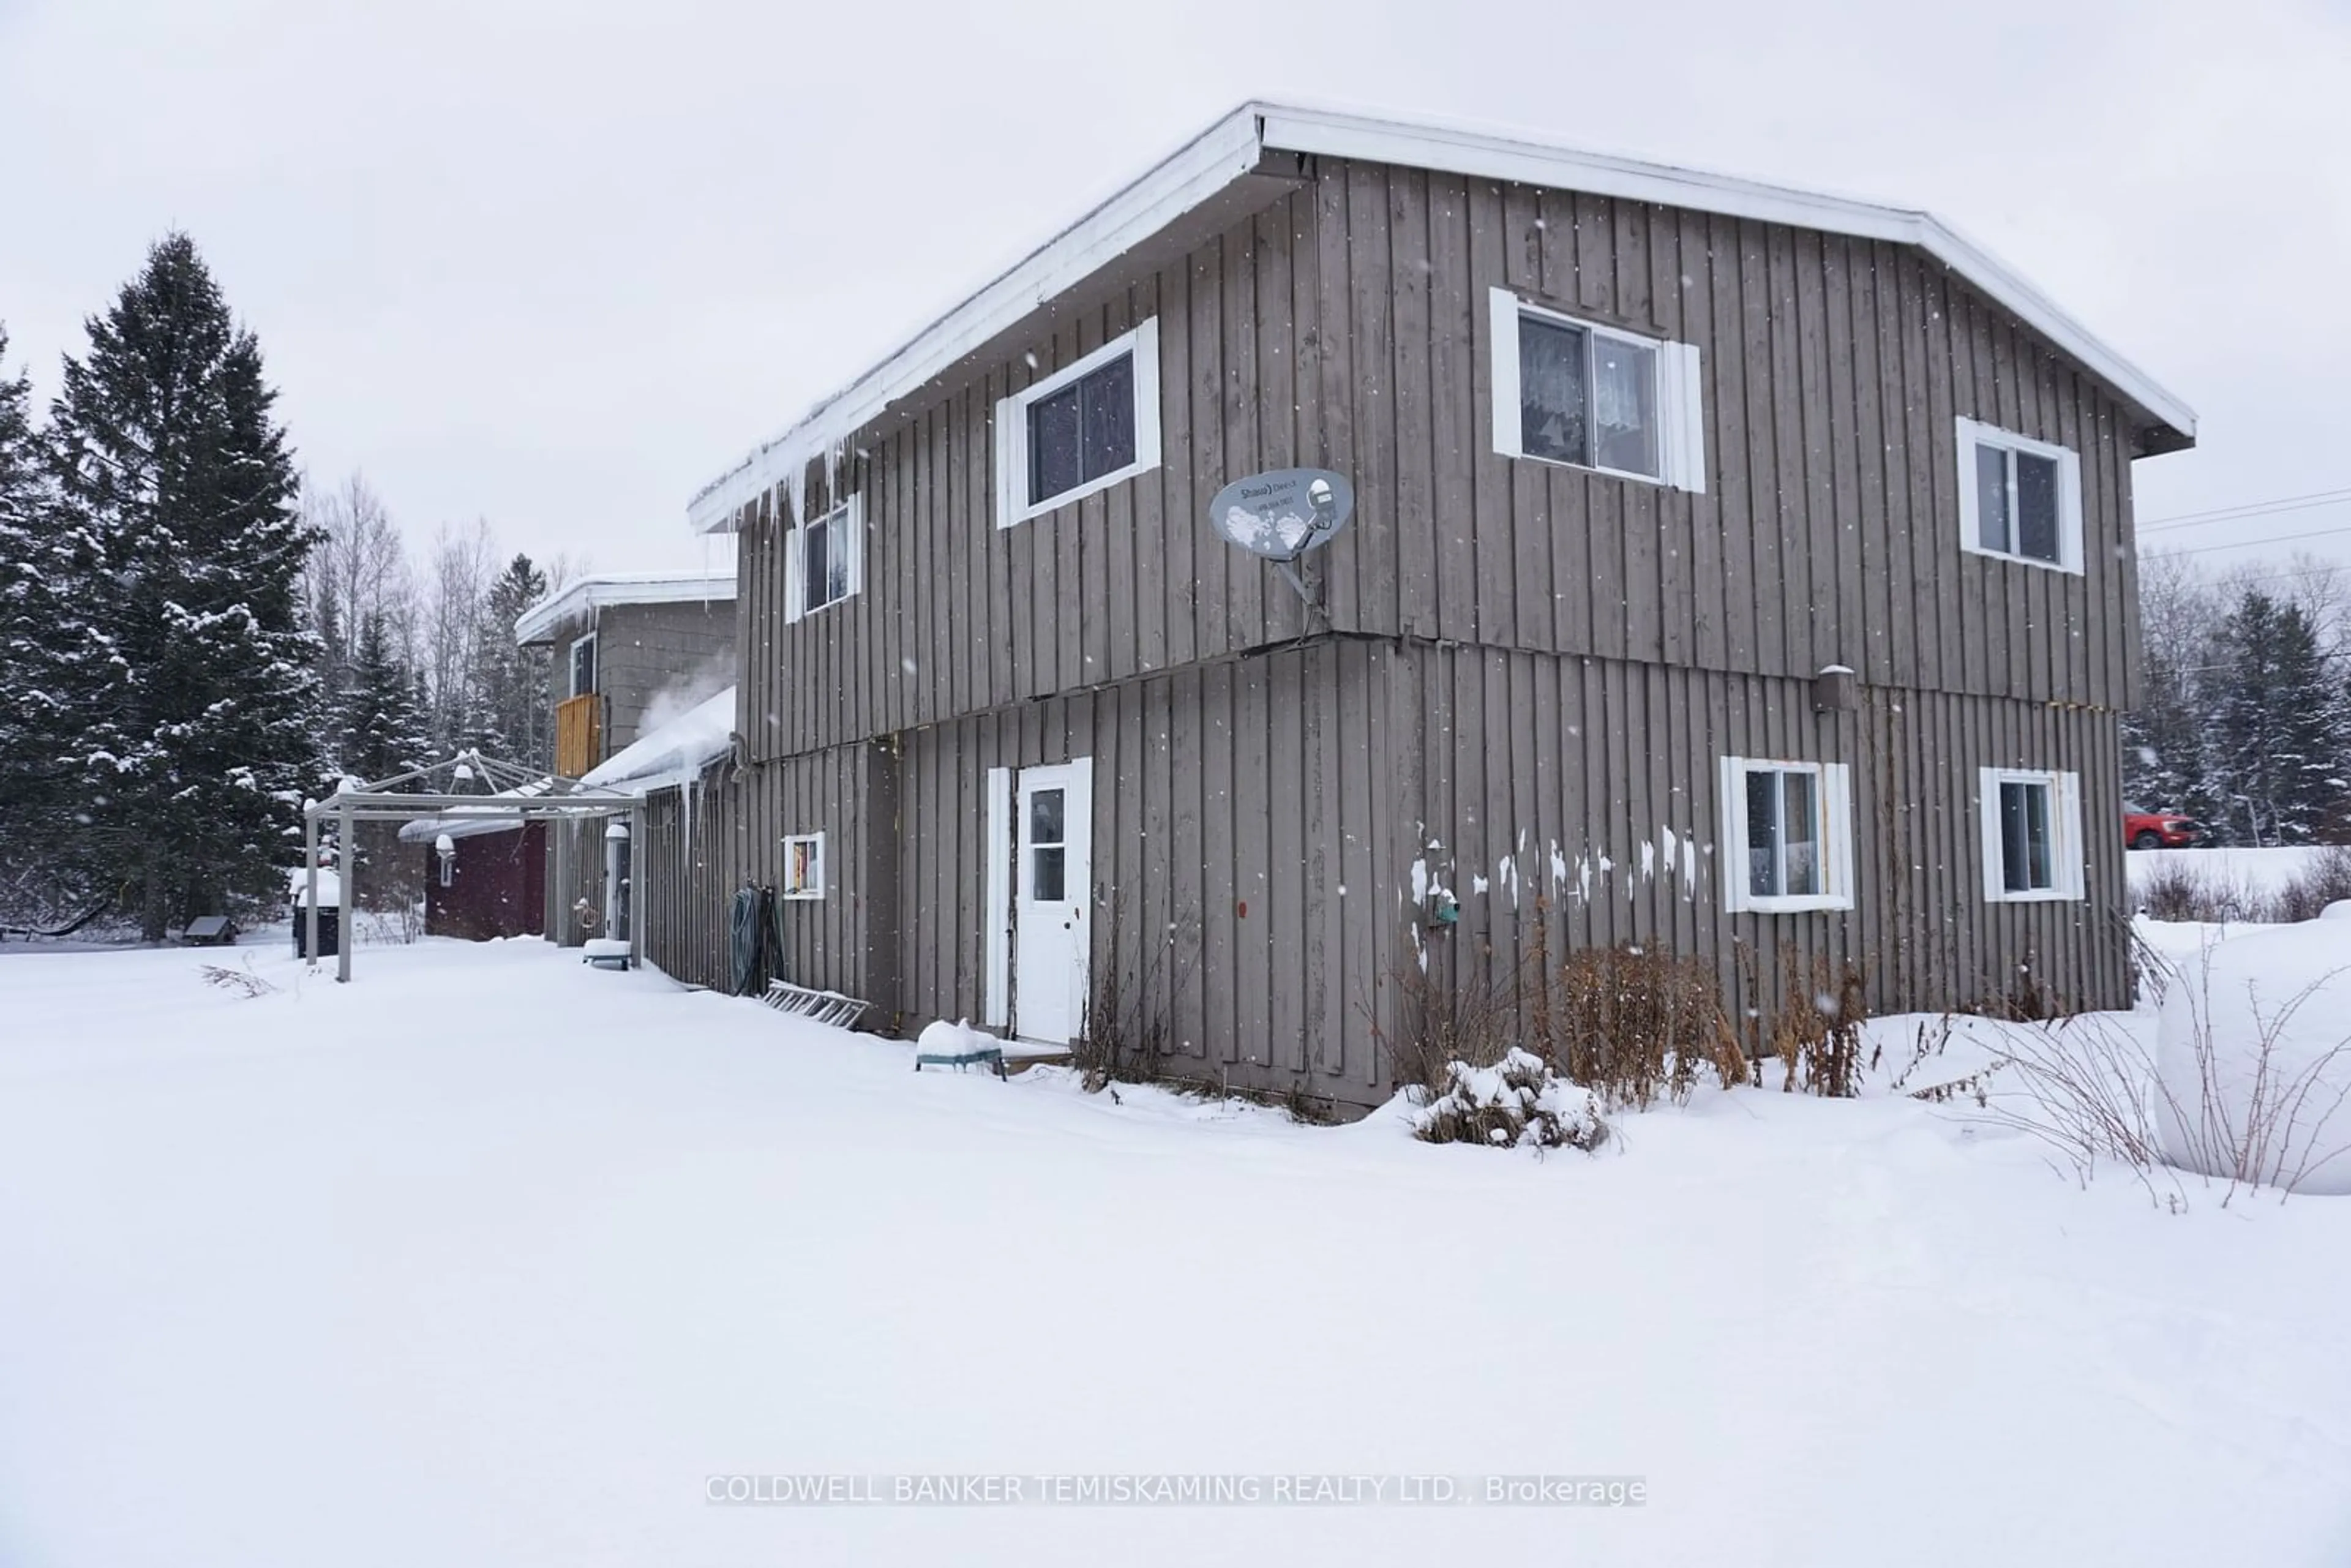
[[785, 495, 863, 623], [1955, 418, 2083, 572], [1978, 768, 2085, 902], [568, 632, 597, 698], [1489, 288, 1706, 492], [781, 832, 826, 901], [994, 319, 1162, 527], [1719, 757, 1855, 913]]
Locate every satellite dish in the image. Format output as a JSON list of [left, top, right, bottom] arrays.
[[1206, 468, 1354, 561]]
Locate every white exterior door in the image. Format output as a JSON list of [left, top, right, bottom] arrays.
[[1011, 759, 1092, 1044]]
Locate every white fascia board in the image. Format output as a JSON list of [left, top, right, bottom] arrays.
[[1256, 104, 2194, 444], [686, 107, 1268, 535], [513, 571, 739, 646]]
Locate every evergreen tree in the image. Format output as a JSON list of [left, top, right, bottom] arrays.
[[339, 610, 430, 782], [0, 323, 88, 883], [2204, 591, 2345, 846], [47, 235, 327, 937], [478, 553, 551, 770]]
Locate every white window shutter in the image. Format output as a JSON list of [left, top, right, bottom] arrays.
[[2057, 771, 2086, 899], [1978, 768, 2006, 902], [1823, 761, 1854, 906], [2059, 448, 2085, 571], [1130, 317, 1162, 473], [1719, 755, 1749, 913], [1488, 288, 1523, 460], [1954, 418, 1982, 550], [783, 526, 804, 625], [845, 497, 865, 599], [992, 394, 1021, 528], [1664, 341, 1708, 494]]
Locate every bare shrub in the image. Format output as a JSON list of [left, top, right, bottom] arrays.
[[199, 960, 277, 999], [1968, 1012, 2177, 1198], [2136, 859, 2264, 923], [2268, 844, 2351, 923], [1886, 1012, 1998, 1105], [1074, 895, 1200, 1092], [1409, 1048, 1608, 1152], [1771, 951, 1868, 1097], [1553, 943, 1745, 1109], [2157, 950, 2351, 1201], [1379, 948, 1529, 1093], [1965, 948, 2351, 1203]]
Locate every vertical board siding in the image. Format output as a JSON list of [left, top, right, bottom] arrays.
[[1403, 644, 2131, 1035]]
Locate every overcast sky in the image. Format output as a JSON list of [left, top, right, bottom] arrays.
[[2, 0, 2345, 584]]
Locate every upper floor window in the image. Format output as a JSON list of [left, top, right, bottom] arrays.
[[1488, 288, 1707, 493], [1978, 767, 2085, 902], [1719, 757, 1854, 913], [569, 632, 597, 699], [786, 496, 863, 623], [1955, 418, 2083, 573], [994, 319, 1162, 527]]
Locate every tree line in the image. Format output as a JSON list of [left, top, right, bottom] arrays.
[[0, 234, 566, 938], [2124, 550, 2351, 846]]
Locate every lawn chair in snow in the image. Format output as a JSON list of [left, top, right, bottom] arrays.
[[912, 1019, 1005, 1078]]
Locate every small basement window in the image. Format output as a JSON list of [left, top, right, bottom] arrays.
[[1955, 418, 2083, 572], [1719, 757, 1854, 913], [1978, 768, 2085, 901], [1488, 289, 1707, 492], [994, 320, 1161, 527], [781, 832, 825, 901], [786, 497, 862, 623], [569, 632, 597, 699]]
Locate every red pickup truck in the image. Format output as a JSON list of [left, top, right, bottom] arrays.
[[2124, 804, 2203, 850]]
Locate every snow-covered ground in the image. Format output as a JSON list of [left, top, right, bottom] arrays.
[[4, 937, 2350, 1566]]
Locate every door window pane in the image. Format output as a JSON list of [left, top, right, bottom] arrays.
[[1591, 336, 1659, 477], [1027, 383, 1084, 505], [1782, 771, 1820, 896], [2014, 452, 2060, 563], [1029, 788, 1063, 848], [1031, 846, 1065, 902], [1976, 442, 2011, 553], [1519, 316, 1589, 465], [1079, 354, 1135, 484], [1746, 768, 1781, 898]]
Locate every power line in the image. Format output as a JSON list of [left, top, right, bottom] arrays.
[[2167, 520, 2351, 558], [2140, 485, 2351, 533]]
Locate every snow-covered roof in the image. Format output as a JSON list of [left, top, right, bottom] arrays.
[[689, 100, 2194, 534], [513, 571, 737, 647], [396, 779, 557, 844], [579, 685, 738, 796]]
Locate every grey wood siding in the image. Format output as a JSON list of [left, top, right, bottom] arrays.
[[547, 598, 735, 759], [1400, 645, 2131, 1026], [733, 156, 2147, 767], [639, 642, 1404, 1103]]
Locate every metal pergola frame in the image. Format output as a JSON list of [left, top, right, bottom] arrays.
[[299, 749, 645, 982]]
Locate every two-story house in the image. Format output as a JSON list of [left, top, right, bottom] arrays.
[[643, 103, 2192, 1111]]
